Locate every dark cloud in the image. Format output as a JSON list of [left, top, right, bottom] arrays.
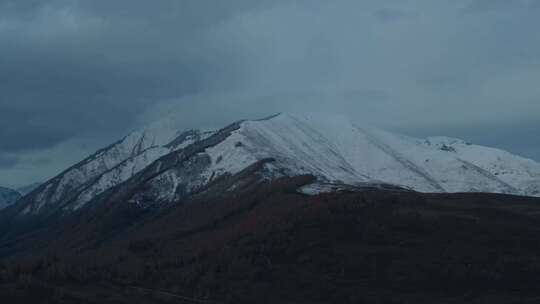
[[0, 0, 263, 153], [1, 0, 540, 186]]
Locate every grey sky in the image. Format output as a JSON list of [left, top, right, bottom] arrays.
[[1, 0, 539, 188]]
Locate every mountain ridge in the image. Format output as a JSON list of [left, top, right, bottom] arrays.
[[6, 113, 540, 221]]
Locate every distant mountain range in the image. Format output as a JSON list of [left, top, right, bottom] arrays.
[[0, 183, 42, 211], [16, 182, 41, 196], [0, 187, 20, 210]]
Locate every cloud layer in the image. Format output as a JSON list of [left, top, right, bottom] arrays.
[[1, 0, 540, 187]]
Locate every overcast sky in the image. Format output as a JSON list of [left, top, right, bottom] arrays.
[[1, 0, 539, 188]]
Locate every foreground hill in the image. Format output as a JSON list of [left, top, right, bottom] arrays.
[[1, 177, 540, 303]]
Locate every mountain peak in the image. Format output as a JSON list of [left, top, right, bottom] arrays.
[[8, 113, 540, 219]]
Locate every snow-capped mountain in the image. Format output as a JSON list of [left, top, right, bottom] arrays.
[[119, 113, 540, 208], [15, 117, 214, 216], [11, 113, 540, 217], [0, 187, 21, 210]]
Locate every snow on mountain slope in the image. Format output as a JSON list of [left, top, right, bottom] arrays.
[[12, 113, 540, 217], [289, 113, 539, 196], [361, 128, 517, 194], [421, 136, 540, 196], [0, 187, 21, 210], [126, 114, 370, 207], [17, 116, 215, 215], [197, 114, 369, 186], [125, 113, 540, 207]]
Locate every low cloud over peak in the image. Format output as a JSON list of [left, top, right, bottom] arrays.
[[1, 0, 540, 187]]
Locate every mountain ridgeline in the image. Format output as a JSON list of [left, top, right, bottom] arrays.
[[1, 112, 540, 247], [6, 113, 540, 219]]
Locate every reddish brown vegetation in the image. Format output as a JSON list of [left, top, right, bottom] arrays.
[[1, 177, 540, 303]]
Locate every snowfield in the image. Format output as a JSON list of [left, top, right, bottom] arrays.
[[196, 113, 540, 196], [13, 113, 540, 216]]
